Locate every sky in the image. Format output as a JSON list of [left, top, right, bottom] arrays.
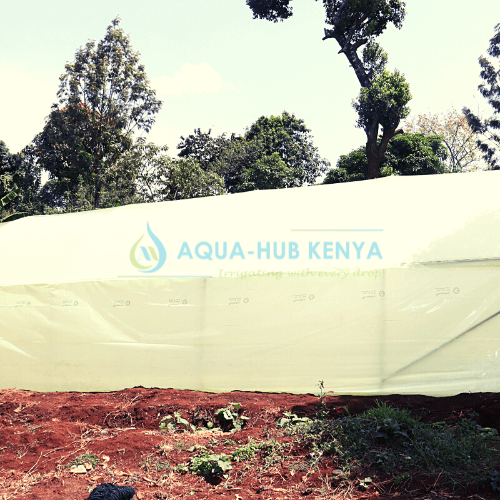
[[1, 0, 500, 172]]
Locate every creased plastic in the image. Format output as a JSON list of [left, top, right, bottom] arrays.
[[1, 172, 500, 394]]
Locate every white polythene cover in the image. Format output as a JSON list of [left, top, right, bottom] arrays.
[[1, 171, 500, 395]]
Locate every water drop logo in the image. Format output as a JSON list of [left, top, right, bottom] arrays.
[[130, 222, 166, 273]]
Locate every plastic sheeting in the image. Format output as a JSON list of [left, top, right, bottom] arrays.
[[1, 172, 500, 395]]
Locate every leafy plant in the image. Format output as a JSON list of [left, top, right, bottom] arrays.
[[66, 453, 100, 468], [316, 380, 334, 420], [160, 411, 196, 433], [393, 471, 412, 486], [231, 439, 260, 462], [139, 456, 170, 472], [189, 448, 233, 479], [276, 411, 312, 430], [259, 439, 289, 467], [215, 403, 249, 432], [175, 463, 189, 474], [296, 400, 499, 487]]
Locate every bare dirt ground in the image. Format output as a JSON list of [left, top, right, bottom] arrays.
[[0, 387, 499, 500]]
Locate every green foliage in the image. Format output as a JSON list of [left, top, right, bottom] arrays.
[[236, 152, 295, 192], [0, 141, 40, 221], [177, 112, 329, 192], [292, 401, 499, 487], [246, 0, 292, 22], [231, 439, 260, 462], [362, 41, 388, 80], [323, 0, 406, 44], [244, 111, 330, 186], [160, 411, 196, 433], [324, 133, 446, 184], [188, 448, 233, 479], [139, 456, 170, 472], [66, 453, 100, 468], [245, 0, 410, 178], [133, 143, 225, 202], [353, 69, 411, 133], [215, 403, 249, 432], [463, 23, 500, 168], [276, 411, 312, 430], [34, 16, 162, 210]]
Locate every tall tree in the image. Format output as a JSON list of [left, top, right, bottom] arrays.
[[324, 133, 446, 184], [34, 16, 162, 210], [463, 23, 500, 169], [246, 0, 411, 179], [405, 110, 483, 172]]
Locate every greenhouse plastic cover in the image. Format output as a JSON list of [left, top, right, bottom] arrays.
[[1, 171, 500, 395]]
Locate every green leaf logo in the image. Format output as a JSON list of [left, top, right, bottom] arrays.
[[130, 222, 166, 273]]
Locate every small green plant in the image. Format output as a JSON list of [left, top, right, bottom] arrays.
[[231, 439, 260, 462], [316, 380, 333, 420], [393, 471, 412, 486], [276, 411, 312, 430], [160, 411, 196, 433], [139, 456, 170, 472], [66, 453, 100, 468], [175, 463, 189, 474], [260, 439, 288, 467], [189, 448, 233, 479], [215, 403, 249, 432]]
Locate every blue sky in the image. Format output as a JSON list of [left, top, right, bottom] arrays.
[[1, 0, 499, 172]]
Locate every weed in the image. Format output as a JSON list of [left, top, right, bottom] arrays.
[[297, 400, 499, 488], [393, 471, 412, 486], [215, 403, 249, 432], [139, 456, 170, 472], [189, 448, 233, 479], [175, 463, 189, 474], [276, 411, 312, 430], [66, 453, 100, 468], [260, 439, 288, 467], [316, 380, 333, 420], [160, 411, 196, 433], [231, 439, 260, 462]]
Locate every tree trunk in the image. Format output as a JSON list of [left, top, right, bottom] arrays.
[[365, 120, 404, 179]]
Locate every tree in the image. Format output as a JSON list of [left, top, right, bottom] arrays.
[[405, 109, 483, 172], [131, 143, 225, 203], [244, 111, 330, 186], [246, 0, 411, 179], [34, 16, 162, 211], [235, 152, 296, 192], [463, 23, 500, 169], [324, 133, 446, 184], [0, 141, 41, 220], [177, 112, 330, 192]]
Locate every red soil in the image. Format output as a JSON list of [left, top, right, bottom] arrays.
[[0, 388, 499, 500]]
